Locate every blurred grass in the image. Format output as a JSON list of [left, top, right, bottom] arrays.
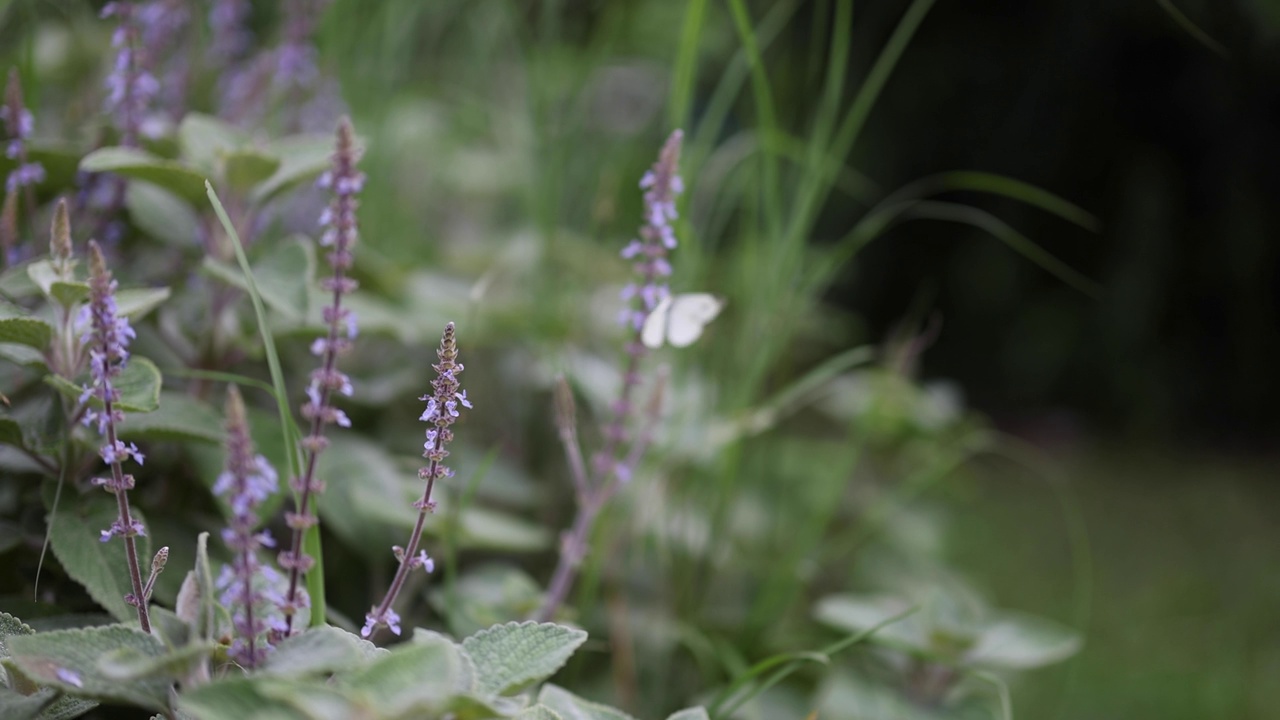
[[947, 449, 1280, 720]]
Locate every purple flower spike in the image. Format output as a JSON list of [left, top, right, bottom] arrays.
[[280, 117, 363, 636], [598, 130, 683, 463], [362, 323, 468, 638], [102, 3, 158, 148], [81, 240, 152, 633], [2, 69, 45, 262], [209, 0, 253, 62], [213, 385, 283, 668]]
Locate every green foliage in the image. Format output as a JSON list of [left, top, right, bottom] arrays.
[[44, 489, 150, 624], [5, 625, 172, 710], [0, 301, 53, 349], [462, 621, 588, 696], [45, 356, 163, 414]]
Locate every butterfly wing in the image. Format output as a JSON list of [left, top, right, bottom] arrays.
[[665, 293, 724, 347], [640, 294, 674, 349]]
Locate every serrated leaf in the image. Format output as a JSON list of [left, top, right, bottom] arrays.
[[115, 288, 171, 321], [178, 114, 246, 174], [118, 392, 222, 444], [126, 181, 200, 247], [516, 706, 566, 720], [45, 489, 150, 623], [45, 356, 163, 414], [251, 134, 333, 205], [224, 149, 281, 192], [536, 685, 637, 720], [6, 625, 171, 710], [261, 626, 382, 678], [462, 621, 587, 697], [1, 611, 35, 657], [343, 634, 475, 716], [80, 147, 207, 204], [665, 708, 710, 720], [201, 236, 314, 322], [0, 302, 53, 350]]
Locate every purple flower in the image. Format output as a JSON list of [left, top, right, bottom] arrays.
[[2, 69, 45, 205], [279, 117, 363, 636], [209, 0, 253, 62], [80, 241, 153, 632], [102, 2, 159, 147], [362, 323, 468, 638], [213, 385, 282, 668]]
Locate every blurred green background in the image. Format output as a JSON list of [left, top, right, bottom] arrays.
[[3, 0, 1279, 718]]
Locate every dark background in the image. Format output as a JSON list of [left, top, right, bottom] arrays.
[[792, 0, 1280, 448]]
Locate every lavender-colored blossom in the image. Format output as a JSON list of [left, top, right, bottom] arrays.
[[213, 385, 282, 668], [2, 69, 45, 202], [534, 131, 684, 622], [136, 0, 192, 119], [617, 129, 684, 332], [80, 240, 152, 633], [362, 323, 469, 638], [102, 2, 159, 148], [280, 117, 363, 636], [599, 129, 683, 461], [209, 0, 253, 61]]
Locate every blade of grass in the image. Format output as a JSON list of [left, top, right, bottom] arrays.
[[669, 0, 709, 130], [793, 0, 937, 248], [709, 605, 921, 719], [725, 0, 784, 238], [878, 170, 1099, 231], [205, 182, 324, 627], [1155, 0, 1228, 58]]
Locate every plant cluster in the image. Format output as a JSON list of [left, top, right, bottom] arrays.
[[0, 2, 1094, 719]]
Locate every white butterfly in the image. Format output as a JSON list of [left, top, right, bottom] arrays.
[[641, 293, 724, 349]]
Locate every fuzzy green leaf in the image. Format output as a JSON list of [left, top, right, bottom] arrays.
[[965, 611, 1082, 670], [97, 639, 216, 682], [80, 147, 207, 204], [342, 634, 476, 716], [0, 261, 40, 299], [0, 611, 35, 658], [0, 302, 53, 350], [45, 356, 163, 414], [126, 181, 201, 247], [118, 392, 222, 444], [45, 489, 151, 624], [181, 677, 364, 720], [665, 709, 711, 720], [462, 621, 587, 697], [115, 288, 172, 321], [536, 685, 637, 720], [201, 236, 315, 322], [5, 625, 171, 710], [178, 114, 246, 174], [251, 134, 333, 205], [25, 261, 87, 307], [516, 706, 566, 720], [0, 342, 45, 367], [260, 626, 384, 678], [224, 149, 281, 192]]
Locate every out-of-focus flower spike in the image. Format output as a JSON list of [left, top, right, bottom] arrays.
[[279, 117, 363, 636]]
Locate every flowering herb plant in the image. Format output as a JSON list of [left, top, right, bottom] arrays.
[[0, 2, 1091, 719]]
